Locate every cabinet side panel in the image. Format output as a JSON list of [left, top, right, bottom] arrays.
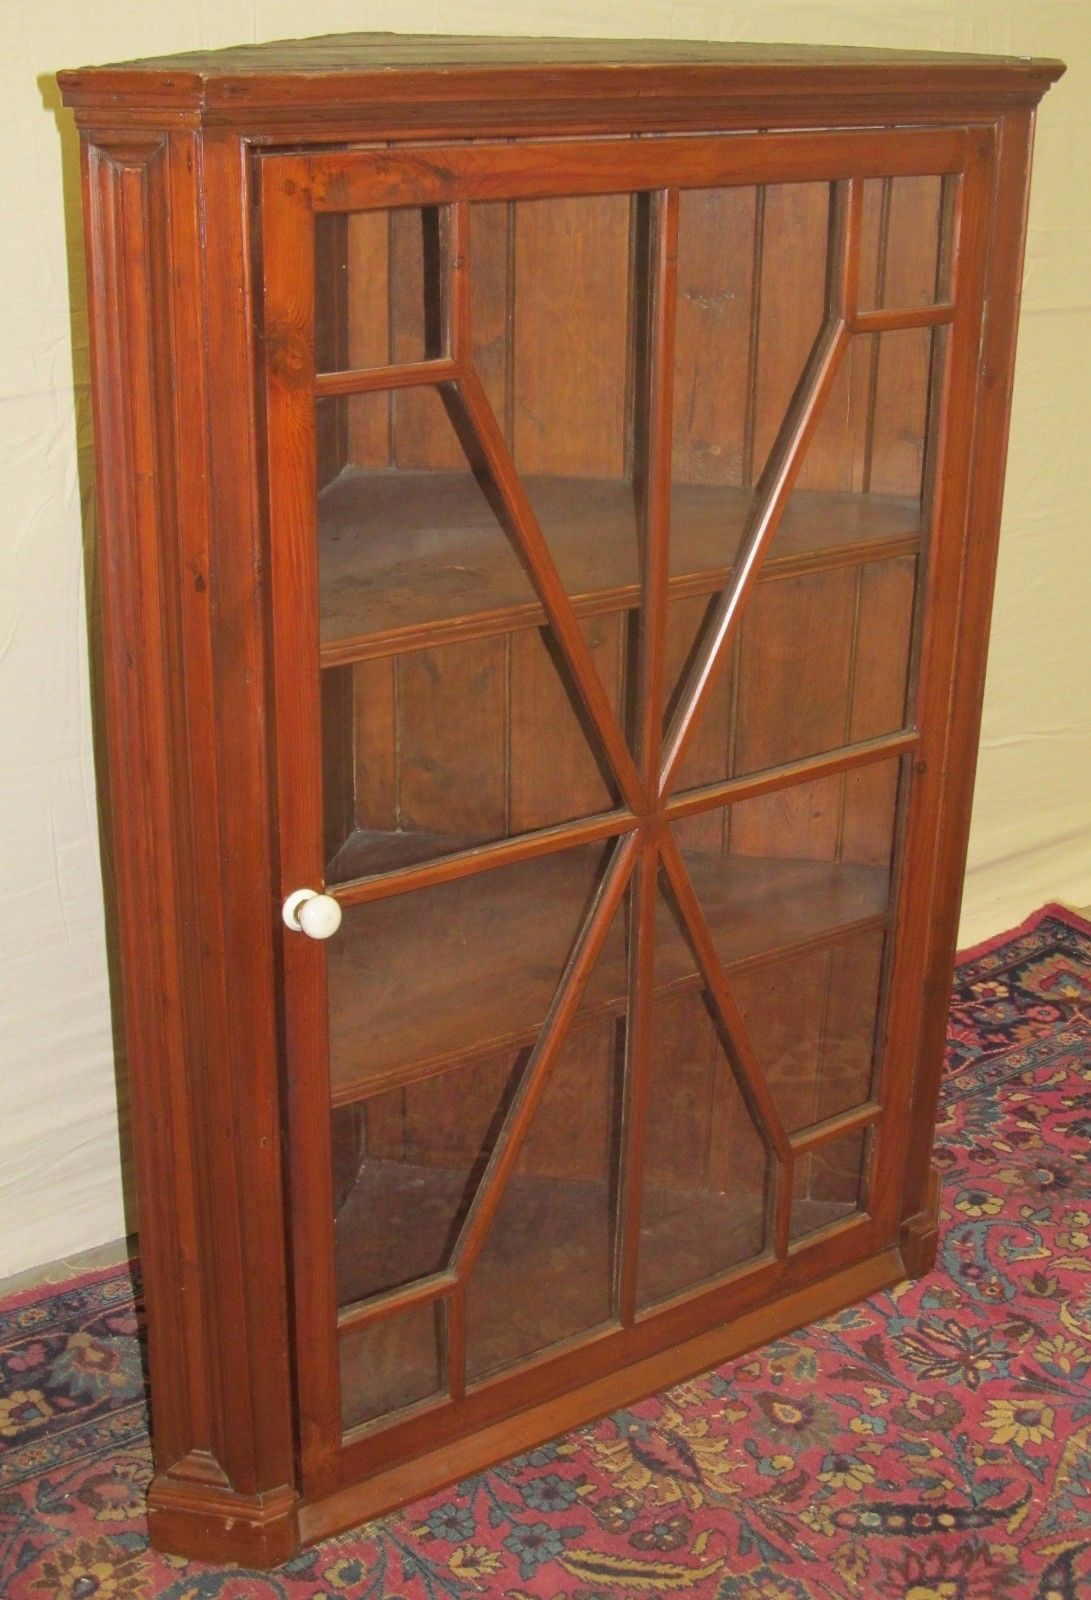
[[81, 125, 300, 1562], [191, 129, 299, 1494], [82, 132, 211, 1476]]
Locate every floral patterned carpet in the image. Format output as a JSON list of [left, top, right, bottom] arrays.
[[2, 903, 1089, 1599]]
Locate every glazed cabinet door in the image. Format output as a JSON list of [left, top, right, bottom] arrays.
[[257, 125, 995, 1493]]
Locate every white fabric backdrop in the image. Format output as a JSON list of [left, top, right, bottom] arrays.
[[2, 0, 1088, 1275]]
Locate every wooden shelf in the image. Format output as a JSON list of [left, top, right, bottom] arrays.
[[319, 469, 920, 665], [327, 842, 889, 1105]]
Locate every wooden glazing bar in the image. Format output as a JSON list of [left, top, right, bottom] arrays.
[[789, 1101, 883, 1155], [452, 834, 640, 1277], [446, 1289, 467, 1402], [314, 357, 459, 397], [861, 178, 893, 493], [617, 841, 658, 1327], [851, 303, 956, 334], [659, 316, 850, 793], [773, 1161, 794, 1259], [658, 834, 794, 1259], [330, 808, 634, 908], [455, 367, 644, 811], [635, 188, 679, 790], [936, 173, 962, 304], [665, 729, 918, 822], [336, 1270, 457, 1336], [660, 169, 864, 795], [303, 127, 976, 212], [446, 199, 472, 364], [617, 191, 679, 1327], [834, 177, 863, 322]]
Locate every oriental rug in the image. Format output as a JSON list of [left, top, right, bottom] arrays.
[[1, 902, 1089, 1598]]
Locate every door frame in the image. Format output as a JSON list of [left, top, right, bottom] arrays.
[[255, 120, 996, 1497]]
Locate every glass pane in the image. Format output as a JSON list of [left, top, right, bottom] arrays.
[[340, 1303, 443, 1432], [665, 169, 943, 805], [318, 388, 627, 881], [638, 886, 772, 1310], [672, 754, 900, 962], [858, 175, 953, 312], [732, 926, 887, 1135], [465, 1017, 623, 1382], [326, 840, 623, 1107], [752, 181, 830, 485], [333, 1052, 526, 1306], [672, 185, 756, 492], [314, 206, 450, 383], [791, 1129, 869, 1243], [639, 987, 770, 1308], [330, 837, 632, 1416], [316, 209, 646, 881], [508, 190, 638, 540], [664, 752, 898, 1225]]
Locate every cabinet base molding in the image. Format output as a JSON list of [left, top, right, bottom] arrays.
[[299, 1245, 905, 1552], [147, 1471, 300, 1569], [898, 1166, 943, 1279], [146, 1235, 930, 1564]]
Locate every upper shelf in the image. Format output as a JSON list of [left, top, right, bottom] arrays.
[[319, 469, 920, 665]]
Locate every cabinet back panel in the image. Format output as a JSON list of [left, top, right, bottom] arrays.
[[672, 186, 756, 488]]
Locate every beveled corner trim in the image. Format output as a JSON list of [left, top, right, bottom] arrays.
[[148, 1470, 300, 1568]]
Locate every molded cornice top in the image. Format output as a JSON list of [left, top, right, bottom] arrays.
[[57, 33, 1065, 137]]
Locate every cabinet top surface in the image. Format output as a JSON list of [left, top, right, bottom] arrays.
[[57, 31, 1062, 127]]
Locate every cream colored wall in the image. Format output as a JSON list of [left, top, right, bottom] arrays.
[[2, 1, 1087, 1277]]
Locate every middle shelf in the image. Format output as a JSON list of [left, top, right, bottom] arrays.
[[326, 841, 889, 1105], [318, 468, 921, 664]]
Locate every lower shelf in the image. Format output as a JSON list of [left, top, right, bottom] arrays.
[[327, 843, 889, 1102], [335, 1157, 856, 1428]]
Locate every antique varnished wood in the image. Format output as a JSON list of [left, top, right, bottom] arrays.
[[58, 34, 1061, 1568]]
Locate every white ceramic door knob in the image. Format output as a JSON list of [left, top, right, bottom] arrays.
[[282, 888, 343, 939]]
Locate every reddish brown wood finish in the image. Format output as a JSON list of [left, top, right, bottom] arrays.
[[59, 34, 1060, 1567]]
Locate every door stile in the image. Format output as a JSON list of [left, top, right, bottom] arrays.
[[616, 189, 678, 1326], [258, 156, 343, 1496], [866, 132, 998, 1245], [900, 112, 1040, 1237]]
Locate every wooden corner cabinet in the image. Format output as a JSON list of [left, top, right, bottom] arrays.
[[58, 34, 1061, 1567]]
